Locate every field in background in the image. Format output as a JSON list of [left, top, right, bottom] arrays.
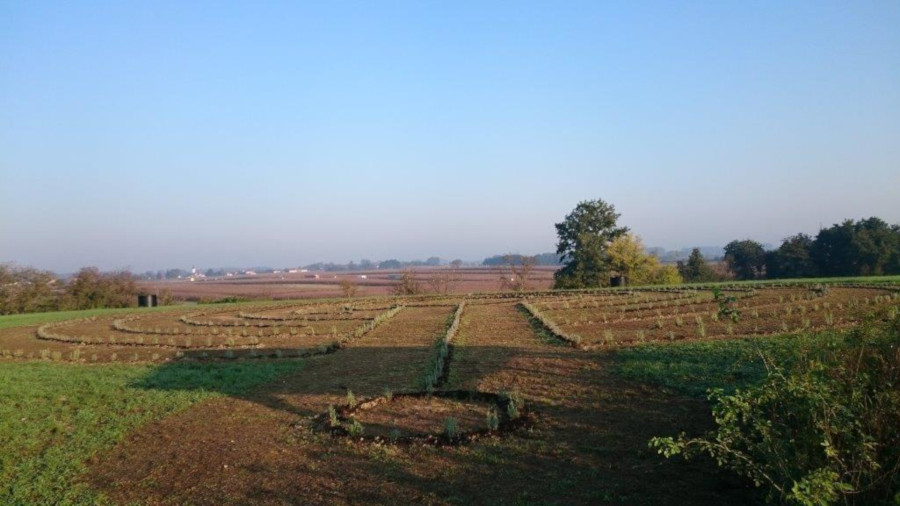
[[138, 266, 558, 301], [1, 282, 898, 505]]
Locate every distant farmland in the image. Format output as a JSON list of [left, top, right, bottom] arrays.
[[1, 282, 898, 504], [138, 266, 559, 301]]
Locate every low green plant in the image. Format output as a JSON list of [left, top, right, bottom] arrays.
[[444, 417, 458, 439], [486, 408, 500, 431], [348, 419, 364, 437], [328, 404, 339, 428], [346, 389, 356, 408], [506, 401, 520, 420], [650, 319, 900, 505], [503, 390, 524, 420], [712, 287, 741, 323]]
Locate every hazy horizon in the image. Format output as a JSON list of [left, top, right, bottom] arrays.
[[3, 2, 898, 273]]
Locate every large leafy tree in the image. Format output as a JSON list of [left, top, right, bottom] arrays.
[[553, 199, 629, 288], [811, 218, 900, 276], [766, 234, 816, 279], [607, 234, 683, 286], [724, 240, 766, 280]]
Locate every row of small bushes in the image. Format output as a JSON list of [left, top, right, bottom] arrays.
[[519, 300, 583, 347], [339, 305, 403, 346], [539, 290, 724, 311], [423, 302, 466, 390], [35, 317, 99, 343], [26, 306, 403, 361]]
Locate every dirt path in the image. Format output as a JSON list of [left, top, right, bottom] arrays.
[[86, 302, 760, 505]]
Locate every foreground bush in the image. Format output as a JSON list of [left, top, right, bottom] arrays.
[[651, 317, 900, 505]]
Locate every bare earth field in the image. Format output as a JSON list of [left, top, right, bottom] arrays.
[[1, 283, 898, 504], [139, 267, 558, 301]]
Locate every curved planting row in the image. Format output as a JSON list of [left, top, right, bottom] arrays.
[[15, 304, 404, 363]]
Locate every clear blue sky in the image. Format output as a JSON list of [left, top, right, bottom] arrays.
[[2, 1, 898, 272]]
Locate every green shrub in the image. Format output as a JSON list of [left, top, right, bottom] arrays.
[[486, 408, 499, 431], [348, 419, 364, 437], [650, 318, 900, 505], [444, 417, 458, 439], [328, 404, 339, 428], [502, 390, 524, 420]]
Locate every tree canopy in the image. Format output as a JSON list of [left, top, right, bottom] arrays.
[[765, 234, 816, 279], [553, 199, 629, 288], [724, 240, 767, 280], [809, 218, 900, 277], [677, 248, 719, 283], [607, 234, 683, 286]]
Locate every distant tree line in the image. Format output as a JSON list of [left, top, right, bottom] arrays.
[[1, 265, 139, 315], [548, 199, 900, 289], [305, 257, 445, 271], [676, 248, 725, 283], [482, 252, 562, 266], [722, 217, 900, 280]]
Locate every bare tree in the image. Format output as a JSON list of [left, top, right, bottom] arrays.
[[0, 263, 59, 314], [391, 269, 424, 295], [426, 264, 462, 294], [497, 254, 536, 292], [339, 279, 358, 299]]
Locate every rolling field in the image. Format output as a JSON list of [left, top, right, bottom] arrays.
[[1, 283, 898, 504]]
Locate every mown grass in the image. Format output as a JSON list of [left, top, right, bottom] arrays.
[[0, 359, 304, 504], [613, 331, 852, 397]]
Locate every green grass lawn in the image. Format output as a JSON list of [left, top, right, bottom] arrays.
[[0, 359, 304, 505]]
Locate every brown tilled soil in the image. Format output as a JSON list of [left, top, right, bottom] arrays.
[[139, 267, 558, 301], [84, 302, 760, 505], [351, 396, 491, 438], [544, 287, 897, 346]]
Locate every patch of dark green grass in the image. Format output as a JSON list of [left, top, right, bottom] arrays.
[[613, 331, 852, 397], [0, 359, 303, 504]]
